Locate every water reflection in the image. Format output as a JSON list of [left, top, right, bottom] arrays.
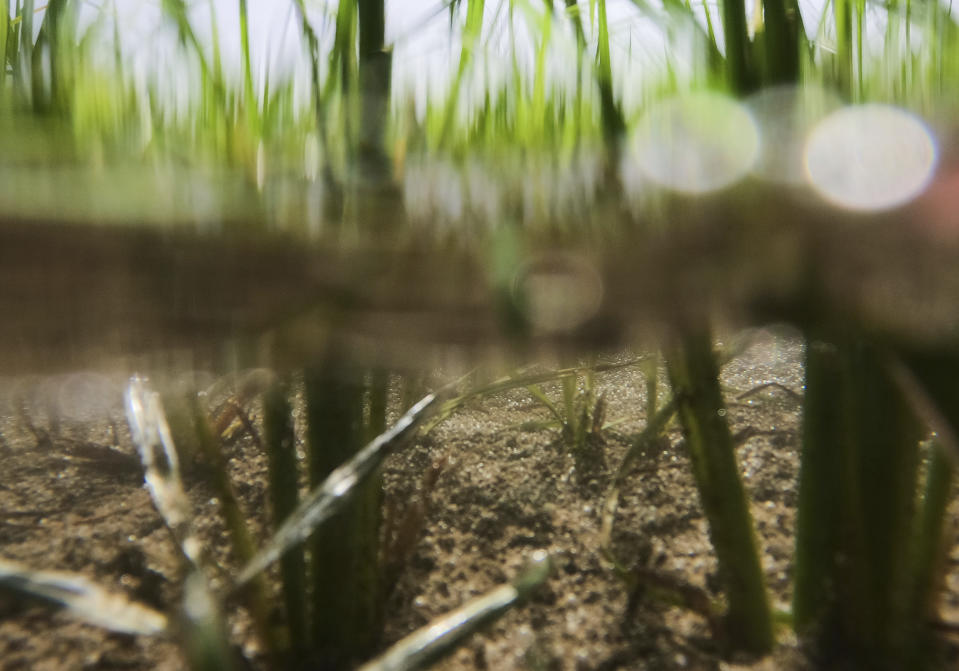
[[0, 87, 953, 373]]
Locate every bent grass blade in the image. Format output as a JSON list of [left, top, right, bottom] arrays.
[[124, 375, 204, 568], [0, 557, 168, 636], [235, 390, 444, 587], [358, 550, 552, 671]]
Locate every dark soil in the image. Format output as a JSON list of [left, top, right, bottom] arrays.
[[0, 327, 955, 670]]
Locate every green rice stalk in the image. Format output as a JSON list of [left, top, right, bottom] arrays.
[[15, 0, 32, 105], [358, 550, 552, 671], [438, 0, 485, 149], [30, 0, 70, 113], [794, 341, 925, 669], [760, 0, 802, 84], [357, 0, 390, 171], [564, 0, 587, 143], [0, 0, 8, 97], [595, 0, 625, 167], [886, 351, 959, 666], [184, 403, 279, 664], [261, 379, 309, 658], [236, 389, 440, 586], [181, 570, 236, 671], [208, 1, 223, 93], [833, 0, 852, 95], [290, 0, 328, 159], [666, 327, 773, 655], [791, 339, 846, 635], [907, 438, 954, 663], [720, 0, 754, 92], [238, 0, 259, 135], [303, 364, 372, 668], [857, 0, 867, 96]]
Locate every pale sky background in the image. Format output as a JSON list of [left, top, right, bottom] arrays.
[[19, 0, 939, 116]]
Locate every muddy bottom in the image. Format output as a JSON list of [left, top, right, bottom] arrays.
[[0, 327, 955, 670]]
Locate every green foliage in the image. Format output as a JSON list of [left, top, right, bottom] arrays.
[[665, 327, 774, 655], [526, 368, 607, 456]]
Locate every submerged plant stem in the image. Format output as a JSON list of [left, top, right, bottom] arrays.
[[666, 327, 773, 655]]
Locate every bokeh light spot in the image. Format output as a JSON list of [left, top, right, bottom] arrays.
[[629, 92, 759, 194], [804, 104, 937, 212], [514, 254, 604, 334]]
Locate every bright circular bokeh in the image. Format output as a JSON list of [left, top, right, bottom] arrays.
[[804, 104, 937, 212], [629, 92, 760, 194], [513, 253, 604, 334]]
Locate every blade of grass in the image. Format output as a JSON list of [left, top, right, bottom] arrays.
[[438, 0, 485, 149], [358, 550, 552, 671], [0, 557, 168, 636], [595, 0, 625, 166], [238, 0, 259, 135], [235, 389, 442, 587], [181, 394, 282, 666], [124, 376, 203, 568]]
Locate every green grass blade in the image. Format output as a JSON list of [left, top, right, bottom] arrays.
[[438, 0, 485, 148], [238, 0, 259, 134], [235, 390, 441, 587], [595, 0, 625, 161]]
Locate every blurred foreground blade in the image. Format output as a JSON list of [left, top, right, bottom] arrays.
[[359, 550, 552, 671], [0, 556, 168, 635]]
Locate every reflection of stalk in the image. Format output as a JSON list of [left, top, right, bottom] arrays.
[[238, 0, 259, 135], [761, 0, 803, 84], [438, 0, 485, 150], [358, 0, 391, 181], [355, 0, 400, 235], [721, 0, 755, 92], [0, 0, 8, 99], [595, 0, 625, 172], [665, 326, 773, 655]]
